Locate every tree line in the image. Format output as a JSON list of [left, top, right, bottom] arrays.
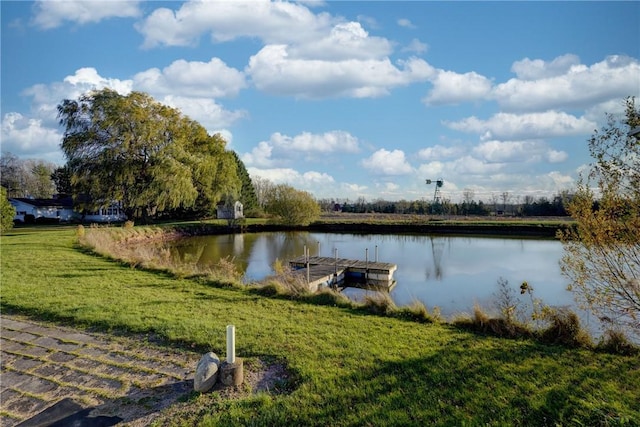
[[318, 192, 571, 217]]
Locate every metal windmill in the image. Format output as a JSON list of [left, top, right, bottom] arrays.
[[425, 178, 444, 203], [425, 178, 444, 215]]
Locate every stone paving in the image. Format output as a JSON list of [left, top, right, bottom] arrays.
[[0, 315, 200, 426]]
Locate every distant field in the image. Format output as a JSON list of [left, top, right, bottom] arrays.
[[317, 212, 573, 224]]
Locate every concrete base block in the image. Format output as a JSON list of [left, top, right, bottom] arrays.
[[220, 358, 244, 386]]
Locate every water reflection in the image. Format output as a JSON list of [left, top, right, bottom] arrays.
[[160, 232, 575, 317]]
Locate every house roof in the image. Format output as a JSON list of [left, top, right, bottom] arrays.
[[9, 197, 73, 208]]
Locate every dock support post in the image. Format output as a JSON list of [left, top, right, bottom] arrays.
[[375, 245, 378, 263], [365, 248, 369, 282], [306, 246, 310, 284]]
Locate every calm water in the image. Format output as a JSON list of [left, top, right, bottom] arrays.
[[163, 231, 583, 319]]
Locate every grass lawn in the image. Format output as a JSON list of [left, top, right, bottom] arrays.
[[1, 225, 638, 426]]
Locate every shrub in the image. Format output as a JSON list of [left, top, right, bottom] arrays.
[[453, 304, 531, 339], [259, 281, 289, 297], [362, 292, 396, 316], [395, 300, 434, 323], [539, 308, 593, 348], [597, 329, 639, 356], [306, 288, 352, 308]]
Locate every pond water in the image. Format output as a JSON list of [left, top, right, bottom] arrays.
[[162, 231, 593, 323]]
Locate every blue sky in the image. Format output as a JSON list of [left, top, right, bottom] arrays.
[[2, 1, 639, 202]]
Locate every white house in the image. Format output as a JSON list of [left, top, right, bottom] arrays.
[[9, 197, 75, 223], [216, 201, 244, 220], [9, 197, 127, 223], [80, 202, 127, 223]]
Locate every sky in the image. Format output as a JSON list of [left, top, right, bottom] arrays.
[[1, 1, 639, 203]]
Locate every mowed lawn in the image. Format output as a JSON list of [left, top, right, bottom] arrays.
[[1, 226, 638, 426]]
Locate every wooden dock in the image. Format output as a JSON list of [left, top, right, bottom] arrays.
[[289, 256, 397, 292]]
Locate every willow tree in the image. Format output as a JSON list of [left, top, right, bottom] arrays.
[[58, 89, 239, 221], [560, 97, 640, 335]]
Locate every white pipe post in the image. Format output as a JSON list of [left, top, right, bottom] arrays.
[[375, 245, 378, 263], [226, 325, 236, 364], [365, 248, 369, 282]]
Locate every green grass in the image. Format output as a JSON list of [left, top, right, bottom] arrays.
[[2, 226, 639, 426]]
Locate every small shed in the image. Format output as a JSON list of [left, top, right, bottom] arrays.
[[216, 201, 244, 220]]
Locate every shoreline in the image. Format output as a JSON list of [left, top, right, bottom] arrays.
[[175, 219, 571, 239]]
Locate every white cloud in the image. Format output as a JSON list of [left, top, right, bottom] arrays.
[[417, 161, 445, 178], [159, 95, 247, 132], [133, 58, 247, 98], [397, 18, 416, 29], [62, 67, 133, 95], [288, 22, 392, 61], [417, 145, 464, 161], [242, 141, 276, 168], [25, 67, 244, 135], [270, 131, 360, 153], [402, 38, 428, 54], [494, 55, 640, 111], [511, 54, 581, 80], [450, 156, 505, 175], [302, 171, 335, 184], [423, 70, 492, 105], [584, 98, 629, 123], [241, 130, 360, 168], [247, 45, 434, 98], [31, 0, 141, 29], [247, 167, 301, 184], [546, 150, 568, 163], [138, 2, 433, 99], [473, 140, 568, 164], [342, 183, 368, 193], [22, 68, 133, 124], [1, 113, 63, 163], [247, 167, 334, 191], [445, 111, 596, 140], [136, 0, 335, 48], [361, 149, 413, 176]]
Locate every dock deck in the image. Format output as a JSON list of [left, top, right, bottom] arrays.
[[289, 256, 398, 291]]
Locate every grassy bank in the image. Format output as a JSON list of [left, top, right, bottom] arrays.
[[1, 226, 638, 426]]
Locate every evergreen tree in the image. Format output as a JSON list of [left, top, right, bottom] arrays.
[[231, 151, 259, 216]]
